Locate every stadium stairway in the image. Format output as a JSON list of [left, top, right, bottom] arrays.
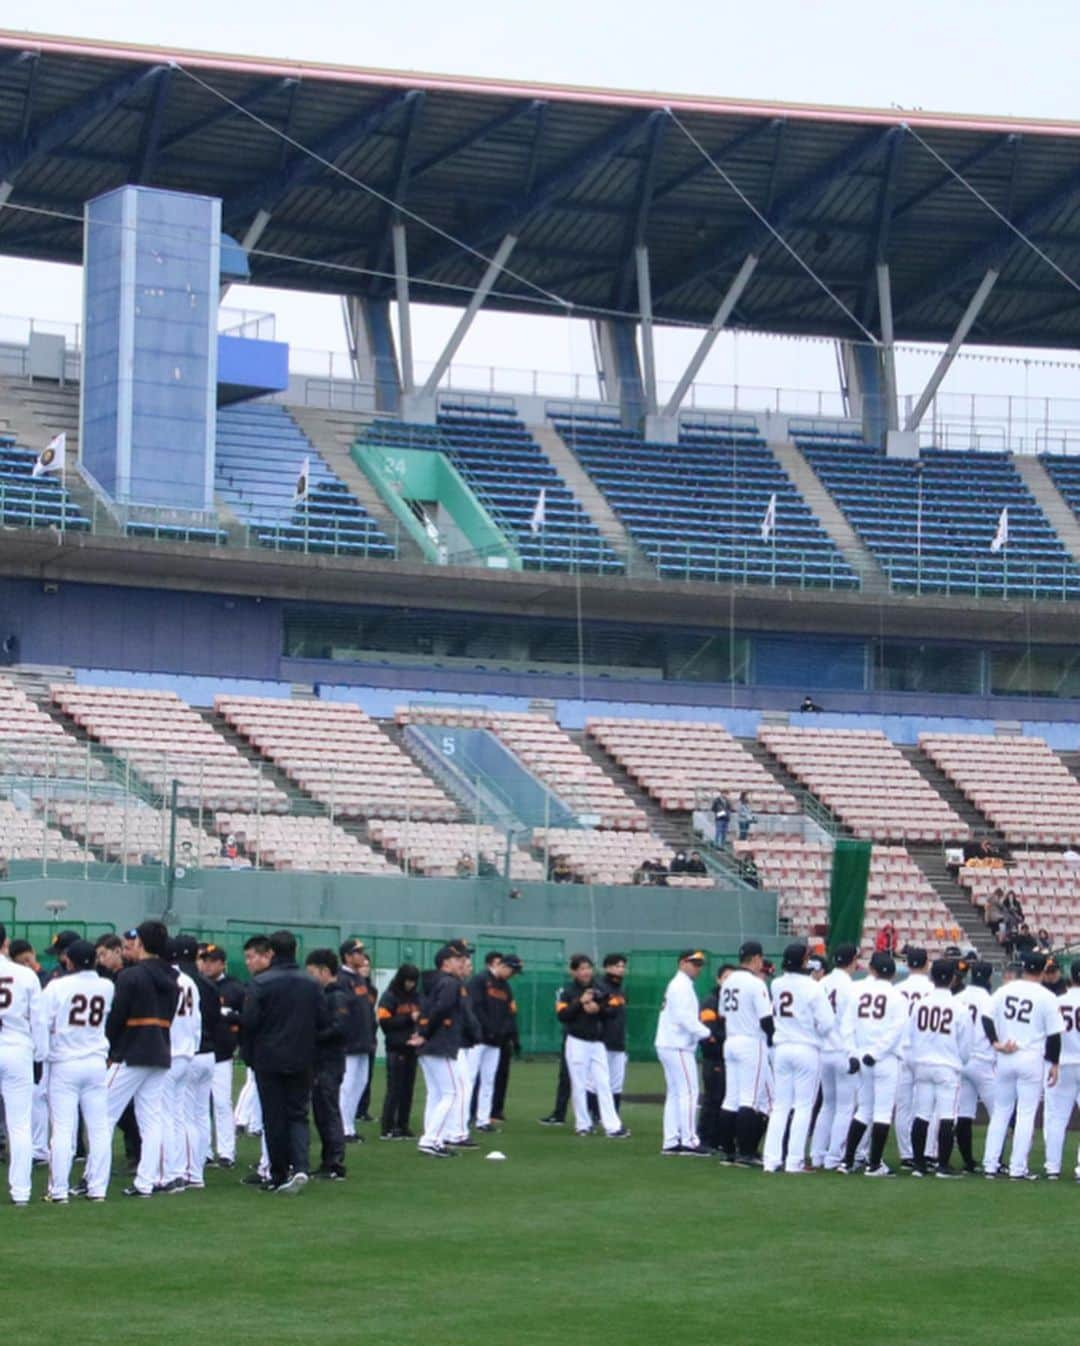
[[903, 843, 1000, 960], [769, 438, 890, 595], [284, 405, 425, 563], [528, 423, 656, 577], [198, 708, 317, 820], [568, 729, 691, 849], [1011, 455, 1080, 564], [896, 744, 999, 841]]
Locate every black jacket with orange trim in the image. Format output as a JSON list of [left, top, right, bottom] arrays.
[[315, 983, 351, 1072], [597, 973, 628, 1052], [211, 972, 245, 1062], [105, 957, 179, 1068], [699, 989, 725, 1064], [416, 971, 469, 1057], [378, 985, 422, 1051], [467, 971, 518, 1046], [556, 980, 612, 1043], [336, 966, 377, 1055]]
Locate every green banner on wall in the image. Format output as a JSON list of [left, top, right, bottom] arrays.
[[828, 839, 872, 952]]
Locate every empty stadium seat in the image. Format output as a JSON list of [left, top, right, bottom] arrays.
[[51, 685, 289, 812], [362, 403, 620, 573], [50, 800, 220, 866], [758, 725, 969, 842], [586, 715, 800, 815], [216, 403, 395, 557], [919, 732, 1080, 844], [959, 850, 1080, 949], [367, 819, 545, 880], [735, 837, 961, 954], [213, 811, 401, 875], [0, 676, 106, 782], [551, 413, 857, 588], [800, 439, 1080, 599], [0, 798, 86, 864], [215, 697, 457, 821], [0, 440, 90, 532], [531, 826, 697, 887]]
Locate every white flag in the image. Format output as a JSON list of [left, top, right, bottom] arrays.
[[32, 432, 65, 478], [294, 456, 310, 504], [760, 491, 777, 543], [990, 506, 1008, 554], [529, 487, 546, 536]]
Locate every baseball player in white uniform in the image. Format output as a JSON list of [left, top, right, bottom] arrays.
[[1043, 960, 1080, 1181], [0, 922, 46, 1206], [954, 961, 996, 1173], [161, 952, 200, 1191], [762, 943, 835, 1174], [40, 939, 115, 1202], [894, 947, 932, 1167], [717, 940, 774, 1166], [982, 950, 1064, 1181], [904, 958, 972, 1178], [841, 950, 908, 1176], [654, 950, 711, 1156], [809, 942, 859, 1170]]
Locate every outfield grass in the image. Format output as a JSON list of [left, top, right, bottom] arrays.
[[6, 1059, 1080, 1345]]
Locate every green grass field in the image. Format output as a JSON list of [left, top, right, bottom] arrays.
[[6, 1060, 1080, 1345]]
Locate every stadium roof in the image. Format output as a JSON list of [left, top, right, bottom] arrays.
[[3, 30, 1080, 348]]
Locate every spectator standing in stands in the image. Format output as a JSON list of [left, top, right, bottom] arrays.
[[985, 887, 1006, 934], [711, 793, 732, 849], [1003, 890, 1024, 924], [242, 929, 328, 1194], [800, 695, 823, 713], [456, 853, 476, 879], [736, 792, 756, 841]]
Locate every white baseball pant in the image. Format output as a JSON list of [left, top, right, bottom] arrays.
[[418, 1052, 463, 1149], [106, 1063, 167, 1196], [161, 1055, 192, 1185], [810, 1052, 857, 1169], [983, 1050, 1046, 1177], [722, 1036, 766, 1111], [1043, 1062, 1080, 1177], [185, 1052, 214, 1185], [606, 1050, 627, 1098], [210, 1058, 236, 1160], [0, 1047, 34, 1204], [854, 1055, 900, 1126], [657, 1046, 700, 1150], [894, 1061, 916, 1159], [234, 1067, 261, 1134], [565, 1036, 619, 1135], [31, 1064, 49, 1160], [469, 1043, 501, 1126], [763, 1043, 821, 1172], [48, 1057, 110, 1200], [913, 1063, 962, 1125], [958, 1058, 996, 1120], [446, 1052, 474, 1143], [339, 1053, 370, 1138]]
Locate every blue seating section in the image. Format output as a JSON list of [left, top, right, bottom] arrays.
[[551, 415, 857, 588], [800, 440, 1080, 599], [0, 434, 90, 532], [1039, 454, 1080, 543], [215, 404, 395, 558], [362, 404, 620, 573]]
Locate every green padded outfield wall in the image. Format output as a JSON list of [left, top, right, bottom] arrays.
[[827, 839, 872, 952]]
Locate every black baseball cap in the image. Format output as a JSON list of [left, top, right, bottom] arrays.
[[930, 958, 955, 987], [679, 949, 706, 964], [502, 954, 523, 973], [65, 939, 96, 971], [738, 940, 763, 961], [339, 938, 366, 958], [49, 929, 81, 954], [173, 934, 199, 963], [905, 947, 928, 970], [832, 943, 858, 968], [971, 961, 994, 988], [782, 942, 808, 971], [199, 943, 226, 962], [435, 943, 470, 966], [1021, 950, 1047, 974], [1070, 962, 1080, 986], [870, 951, 896, 977]]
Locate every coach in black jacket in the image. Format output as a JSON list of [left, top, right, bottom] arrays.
[[242, 929, 329, 1193]]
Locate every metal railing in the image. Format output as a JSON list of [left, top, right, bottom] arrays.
[[881, 555, 1080, 600]]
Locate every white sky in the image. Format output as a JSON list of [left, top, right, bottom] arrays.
[[3, 0, 1080, 419]]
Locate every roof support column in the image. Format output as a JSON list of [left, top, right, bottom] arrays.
[[904, 268, 1000, 433], [343, 295, 401, 413], [877, 263, 899, 434], [420, 233, 517, 397], [392, 222, 415, 396], [0, 181, 11, 209], [635, 244, 657, 416], [662, 252, 758, 418], [591, 319, 645, 429]]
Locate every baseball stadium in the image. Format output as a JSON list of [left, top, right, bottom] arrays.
[[2, 18, 1080, 1344]]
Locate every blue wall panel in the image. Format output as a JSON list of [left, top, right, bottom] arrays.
[[753, 634, 866, 690]]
